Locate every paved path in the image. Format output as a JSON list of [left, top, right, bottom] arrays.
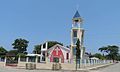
[[0, 63, 119, 72], [89, 63, 120, 72], [0, 66, 86, 72]]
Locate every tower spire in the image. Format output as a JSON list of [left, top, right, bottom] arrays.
[[73, 11, 81, 18]]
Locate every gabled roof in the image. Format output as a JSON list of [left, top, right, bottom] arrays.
[[26, 54, 41, 56], [73, 11, 81, 18], [6, 52, 16, 57], [47, 44, 70, 53], [90, 57, 99, 60]]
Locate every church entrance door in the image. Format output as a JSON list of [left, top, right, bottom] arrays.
[[53, 57, 59, 63]]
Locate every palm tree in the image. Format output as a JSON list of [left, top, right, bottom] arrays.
[[33, 45, 41, 54], [98, 45, 119, 62], [93, 53, 105, 60], [99, 46, 108, 53], [0, 46, 7, 57]]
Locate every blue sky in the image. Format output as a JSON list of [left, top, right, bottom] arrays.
[[0, 0, 120, 53]]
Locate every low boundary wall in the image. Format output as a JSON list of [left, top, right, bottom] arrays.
[[0, 62, 5, 67]]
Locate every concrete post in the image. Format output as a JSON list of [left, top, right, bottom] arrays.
[[35, 56, 38, 64], [94, 59, 96, 65], [95, 60, 96, 65], [89, 59, 91, 66], [59, 58, 61, 63], [45, 51, 48, 63], [84, 59, 86, 67], [26, 57, 29, 63], [104, 60, 106, 64], [45, 42, 48, 49], [88, 59, 91, 66], [97, 60, 99, 64], [86, 59, 88, 66], [92, 59, 94, 65], [40, 52, 43, 62], [18, 55, 21, 63], [4, 56, 7, 66], [96, 60, 98, 65], [18, 55, 21, 67], [80, 48, 83, 60], [100, 60, 102, 64]]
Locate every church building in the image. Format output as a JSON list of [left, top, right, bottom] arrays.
[[25, 10, 85, 64], [39, 10, 85, 64]]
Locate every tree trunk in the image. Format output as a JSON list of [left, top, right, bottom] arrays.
[[76, 57, 77, 70], [79, 58, 80, 68]]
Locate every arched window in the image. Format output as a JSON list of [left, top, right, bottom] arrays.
[[66, 53, 69, 60]]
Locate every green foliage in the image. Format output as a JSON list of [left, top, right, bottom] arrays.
[[76, 39, 81, 70], [0, 46, 7, 54], [12, 38, 29, 54], [33, 45, 41, 54], [99, 46, 108, 53], [76, 39, 81, 59], [98, 45, 119, 61], [0, 46, 7, 57], [93, 53, 106, 60], [117, 54, 120, 61], [17, 53, 26, 57], [48, 41, 63, 48]]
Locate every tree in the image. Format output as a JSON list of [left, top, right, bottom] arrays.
[[0, 46, 7, 57], [76, 39, 81, 70], [117, 54, 120, 61], [12, 38, 29, 54], [99, 45, 119, 62], [33, 45, 41, 54], [107, 45, 119, 62], [93, 53, 105, 60], [99, 46, 108, 53], [48, 41, 63, 48]]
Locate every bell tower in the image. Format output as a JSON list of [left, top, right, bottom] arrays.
[[70, 11, 84, 62]]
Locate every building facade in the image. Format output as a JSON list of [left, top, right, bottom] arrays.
[[25, 10, 85, 64], [47, 44, 70, 63]]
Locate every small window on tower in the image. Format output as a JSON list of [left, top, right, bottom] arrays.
[[75, 20, 79, 22], [43, 43, 46, 49], [66, 53, 69, 59], [73, 30, 77, 37]]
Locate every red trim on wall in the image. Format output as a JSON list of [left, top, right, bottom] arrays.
[[50, 46, 64, 63]]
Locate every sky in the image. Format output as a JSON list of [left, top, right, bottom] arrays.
[[0, 0, 120, 54]]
